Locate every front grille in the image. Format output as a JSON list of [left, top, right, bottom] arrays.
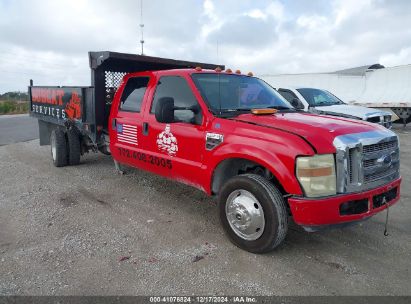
[[349, 148, 355, 183], [363, 159, 376, 168], [364, 170, 395, 183], [363, 140, 396, 154], [362, 139, 399, 184], [338, 132, 400, 193]]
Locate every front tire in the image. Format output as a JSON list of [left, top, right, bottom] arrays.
[[218, 174, 288, 253], [50, 128, 67, 167]]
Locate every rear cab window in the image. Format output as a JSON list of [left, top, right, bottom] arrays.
[[120, 77, 150, 112]]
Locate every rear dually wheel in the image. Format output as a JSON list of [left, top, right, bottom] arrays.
[[66, 128, 81, 165], [50, 128, 68, 167]]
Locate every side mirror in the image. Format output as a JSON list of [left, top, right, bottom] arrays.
[[291, 98, 304, 109], [155, 97, 202, 124], [155, 97, 175, 123]]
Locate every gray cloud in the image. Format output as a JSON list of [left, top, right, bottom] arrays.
[[207, 15, 278, 47], [0, 0, 410, 93]]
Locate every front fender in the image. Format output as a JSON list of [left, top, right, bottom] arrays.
[[206, 143, 306, 195]]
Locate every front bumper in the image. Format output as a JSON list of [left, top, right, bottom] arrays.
[[288, 177, 401, 229]]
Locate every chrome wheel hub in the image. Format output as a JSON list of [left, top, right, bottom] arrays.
[[225, 189, 265, 241]]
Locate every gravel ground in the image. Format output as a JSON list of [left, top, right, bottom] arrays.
[[0, 126, 410, 296]]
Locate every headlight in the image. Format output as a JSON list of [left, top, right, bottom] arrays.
[[296, 154, 336, 197]]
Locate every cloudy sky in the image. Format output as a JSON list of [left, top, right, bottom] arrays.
[[0, 0, 411, 93]]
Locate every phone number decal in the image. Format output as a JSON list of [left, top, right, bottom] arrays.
[[118, 147, 172, 169]]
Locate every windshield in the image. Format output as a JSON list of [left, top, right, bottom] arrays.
[[297, 88, 344, 107], [191, 73, 293, 113]]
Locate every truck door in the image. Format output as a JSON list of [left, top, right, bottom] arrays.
[[142, 75, 205, 187], [110, 76, 151, 169]]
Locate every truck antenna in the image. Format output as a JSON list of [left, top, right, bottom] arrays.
[[140, 0, 145, 55], [217, 40, 219, 63], [217, 39, 221, 115]]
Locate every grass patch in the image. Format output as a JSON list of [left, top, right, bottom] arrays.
[[0, 101, 29, 115]]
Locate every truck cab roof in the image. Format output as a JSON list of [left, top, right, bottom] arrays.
[[125, 68, 254, 78]]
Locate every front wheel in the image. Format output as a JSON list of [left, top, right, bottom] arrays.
[[218, 174, 288, 253]]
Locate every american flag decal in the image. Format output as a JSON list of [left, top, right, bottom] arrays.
[[117, 123, 138, 145]]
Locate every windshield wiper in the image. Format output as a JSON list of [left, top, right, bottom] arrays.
[[219, 106, 293, 114], [316, 102, 339, 107], [216, 108, 251, 118], [266, 106, 294, 110], [220, 108, 251, 113]]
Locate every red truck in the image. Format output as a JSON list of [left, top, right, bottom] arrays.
[[29, 51, 401, 253]]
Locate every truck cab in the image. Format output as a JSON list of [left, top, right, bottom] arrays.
[[109, 69, 401, 253]]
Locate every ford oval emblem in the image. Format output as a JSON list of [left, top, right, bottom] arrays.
[[383, 155, 392, 165], [377, 154, 392, 166]]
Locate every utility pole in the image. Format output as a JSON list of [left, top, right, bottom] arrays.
[[140, 0, 145, 55]]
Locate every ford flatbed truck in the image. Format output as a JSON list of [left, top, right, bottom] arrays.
[[29, 51, 401, 253]]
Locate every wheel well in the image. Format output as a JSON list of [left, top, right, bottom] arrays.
[[211, 158, 286, 195]]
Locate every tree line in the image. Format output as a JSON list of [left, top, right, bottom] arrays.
[[0, 91, 29, 101]]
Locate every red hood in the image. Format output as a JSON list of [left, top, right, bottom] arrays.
[[233, 112, 381, 153]]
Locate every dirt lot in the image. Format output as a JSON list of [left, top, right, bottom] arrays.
[[0, 126, 410, 296]]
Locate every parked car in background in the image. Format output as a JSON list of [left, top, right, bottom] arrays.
[[276, 87, 393, 128]]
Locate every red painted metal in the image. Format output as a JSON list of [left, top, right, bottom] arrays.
[[289, 178, 401, 226], [109, 69, 402, 227]]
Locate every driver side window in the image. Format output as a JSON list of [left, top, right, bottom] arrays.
[[151, 76, 202, 124]]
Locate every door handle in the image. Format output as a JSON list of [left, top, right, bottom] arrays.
[[143, 122, 149, 136], [112, 118, 117, 130]]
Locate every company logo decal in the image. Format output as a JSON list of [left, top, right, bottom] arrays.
[[31, 88, 82, 120], [64, 92, 82, 120], [377, 153, 393, 166], [206, 132, 224, 150], [156, 124, 178, 156], [31, 88, 65, 105], [383, 155, 392, 165]]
